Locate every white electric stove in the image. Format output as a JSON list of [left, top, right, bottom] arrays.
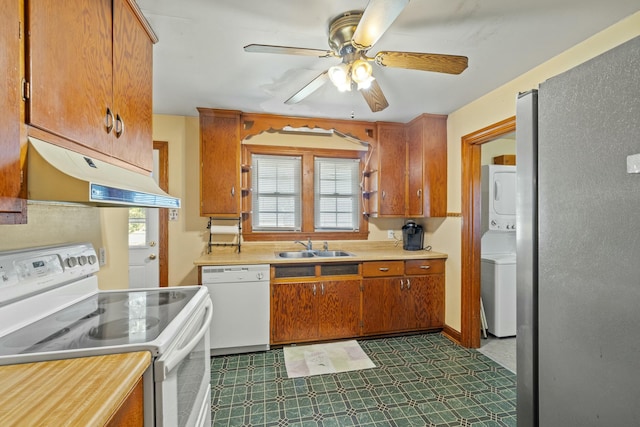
[[0, 243, 212, 427]]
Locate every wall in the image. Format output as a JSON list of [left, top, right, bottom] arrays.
[[0, 202, 128, 290], [442, 11, 640, 331], [481, 137, 516, 166]]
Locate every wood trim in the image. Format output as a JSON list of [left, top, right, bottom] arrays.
[[124, 0, 158, 43], [441, 325, 462, 344], [154, 141, 169, 287], [242, 144, 369, 240], [460, 116, 515, 348], [240, 112, 376, 143]]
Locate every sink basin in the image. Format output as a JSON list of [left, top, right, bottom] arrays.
[[275, 250, 354, 258], [313, 250, 354, 257], [276, 251, 316, 258]]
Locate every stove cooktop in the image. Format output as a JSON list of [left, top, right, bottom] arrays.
[[0, 288, 199, 356]]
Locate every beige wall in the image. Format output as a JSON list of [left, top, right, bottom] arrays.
[[0, 203, 128, 290]]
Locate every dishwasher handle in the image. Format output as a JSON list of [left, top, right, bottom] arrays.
[[155, 298, 213, 381]]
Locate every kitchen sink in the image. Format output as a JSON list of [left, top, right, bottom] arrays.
[[276, 251, 316, 258], [276, 250, 354, 258], [313, 250, 354, 257]]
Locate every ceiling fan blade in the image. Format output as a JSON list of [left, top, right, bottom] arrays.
[[352, 0, 410, 50], [374, 51, 468, 74], [244, 44, 333, 58], [360, 80, 389, 112], [285, 71, 330, 105]]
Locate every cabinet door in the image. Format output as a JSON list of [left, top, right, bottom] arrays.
[[317, 279, 361, 340], [406, 118, 424, 216], [407, 274, 445, 329], [27, 0, 113, 151], [377, 123, 406, 216], [111, 0, 153, 171], [271, 282, 317, 343], [362, 277, 407, 334], [388, 278, 412, 332], [362, 278, 386, 334], [199, 109, 241, 216], [0, 0, 25, 223]]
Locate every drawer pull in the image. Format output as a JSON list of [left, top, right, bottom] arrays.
[[312, 283, 317, 296], [400, 279, 404, 290], [379, 267, 389, 272], [420, 265, 431, 269], [406, 279, 411, 289]]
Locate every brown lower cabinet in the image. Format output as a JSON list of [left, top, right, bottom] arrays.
[[362, 259, 445, 335], [271, 279, 361, 345], [270, 259, 445, 345]]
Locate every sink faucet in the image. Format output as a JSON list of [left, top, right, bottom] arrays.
[[323, 241, 329, 251], [294, 238, 313, 250]]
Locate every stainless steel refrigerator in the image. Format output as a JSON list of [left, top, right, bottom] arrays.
[[516, 35, 640, 426]]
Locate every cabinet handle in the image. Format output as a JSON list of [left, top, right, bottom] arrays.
[[105, 108, 114, 134], [114, 113, 125, 138], [417, 189, 422, 198], [379, 267, 389, 272], [231, 186, 235, 197], [400, 279, 404, 290], [406, 279, 411, 290], [321, 283, 325, 296], [420, 265, 431, 269], [312, 283, 317, 296], [382, 190, 386, 200]]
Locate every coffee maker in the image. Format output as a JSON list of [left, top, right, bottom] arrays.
[[402, 220, 424, 251]]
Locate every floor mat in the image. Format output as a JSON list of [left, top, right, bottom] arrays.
[[283, 340, 375, 378]]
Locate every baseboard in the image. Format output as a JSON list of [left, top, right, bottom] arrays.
[[441, 325, 462, 345]]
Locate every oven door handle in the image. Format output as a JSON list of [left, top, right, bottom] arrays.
[[155, 299, 213, 381]]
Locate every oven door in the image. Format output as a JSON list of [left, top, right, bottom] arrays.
[[154, 298, 212, 427]]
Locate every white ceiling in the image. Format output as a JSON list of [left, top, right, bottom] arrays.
[[137, 0, 639, 123]]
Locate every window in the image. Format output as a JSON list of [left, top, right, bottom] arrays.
[[245, 146, 367, 240], [314, 157, 360, 231], [252, 154, 302, 231]]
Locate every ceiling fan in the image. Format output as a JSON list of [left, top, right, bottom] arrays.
[[244, 0, 468, 112]]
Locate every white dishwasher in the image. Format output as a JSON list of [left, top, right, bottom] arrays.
[[201, 264, 270, 356]]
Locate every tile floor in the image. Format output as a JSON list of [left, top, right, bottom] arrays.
[[210, 333, 516, 426], [478, 336, 516, 373]]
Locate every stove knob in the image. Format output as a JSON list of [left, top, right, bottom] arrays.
[[88, 255, 97, 265], [65, 257, 78, 268], [78, 255, 88, 266]]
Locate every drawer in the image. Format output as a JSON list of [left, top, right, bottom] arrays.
[[362, 261, 404, 277], [405, 259, 445, 275]]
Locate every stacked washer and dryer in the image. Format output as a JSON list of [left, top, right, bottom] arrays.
[[481, 164, 517, 337]]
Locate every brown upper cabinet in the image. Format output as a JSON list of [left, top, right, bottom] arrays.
[[26, 0, 156, 171], [0, 0, 26, 224], [198, 108, 242, 217], [197, 109, 447, 219], [405, 114, 448, 217]]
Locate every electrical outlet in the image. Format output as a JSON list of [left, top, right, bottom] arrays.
[[98, 247, 107, 266], [387, 230, 395, 239], [169, 209, 179, 221]]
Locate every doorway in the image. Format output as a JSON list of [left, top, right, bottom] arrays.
[[460, 116, 516, 348], [127, 141, 170, 288]]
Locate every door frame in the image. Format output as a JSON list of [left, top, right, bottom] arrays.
[[460, 116, 516, 348], [154, 140, 169, 287]]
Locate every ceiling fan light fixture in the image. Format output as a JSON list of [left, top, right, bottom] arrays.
[[351, 59, 373, 82], [328, 64, 352, 92]]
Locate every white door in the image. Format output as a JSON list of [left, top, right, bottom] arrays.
[[128, 150, 160, 288]]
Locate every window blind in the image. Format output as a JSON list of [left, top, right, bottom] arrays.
[[251, 154, 302, 231], [314, 157, 360, 231]]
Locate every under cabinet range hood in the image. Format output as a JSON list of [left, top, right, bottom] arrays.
[[27, 138, 181, 208]]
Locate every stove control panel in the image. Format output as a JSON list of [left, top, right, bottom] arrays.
[[0, 243, 98, 305]]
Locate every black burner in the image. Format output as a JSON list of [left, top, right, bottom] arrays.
[[56, 307, 106, 322], [98, 294, 129, 305]]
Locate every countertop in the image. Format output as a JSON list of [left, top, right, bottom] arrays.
[[194, 241, 447, 266], [0, 351, 151, 427]]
